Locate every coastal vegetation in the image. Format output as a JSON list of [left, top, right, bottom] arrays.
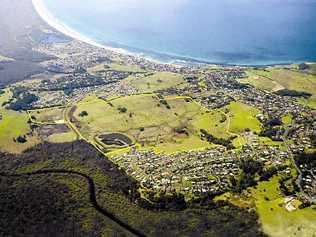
[[0, 59, 314, 236], [0, 141, 266, 237], [1, 0, 315, 236]]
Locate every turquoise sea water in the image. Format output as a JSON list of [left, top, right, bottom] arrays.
[[41, 0, 316, 65]]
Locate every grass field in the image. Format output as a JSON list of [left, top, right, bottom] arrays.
[[216, 174, 316, 237], [223, 101, 261, 134], [281, 114, 293, 125], [29, 107, 65, 123], [72, 94, 265, 154], [259, 137, 285, 148], [27, 106, 79, 144], [73, 94, 232, 154], [240, 68, 316, 110], [250, 176, 316, 237], [244, 68, 316, 94], [239, 70, 284, 92], [109, 63, 146, 73], [88, 63, 146, 75], [124, 72, 187, 92], [307, 63, 316, 74], [0, 54, 14, 62], [298, 96, 316, 109], [192, 110, 230, 139], [0, 89, 40, 153], [47, 131, 78, 144]]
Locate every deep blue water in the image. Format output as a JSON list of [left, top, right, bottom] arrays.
[[41, 0, 316, 65]]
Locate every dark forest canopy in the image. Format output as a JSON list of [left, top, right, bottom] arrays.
[[0, 141, 266, 237]]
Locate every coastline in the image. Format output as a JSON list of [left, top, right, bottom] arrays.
[[31, 0, 199, 66], [31, 0, 131, 55], [32, 0, 190, 67], [31, 0, 314, 67]]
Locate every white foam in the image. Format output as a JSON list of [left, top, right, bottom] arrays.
[[32, 0, 128, 54]]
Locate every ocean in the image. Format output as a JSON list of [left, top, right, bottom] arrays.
[[39, 0, 316, 65]]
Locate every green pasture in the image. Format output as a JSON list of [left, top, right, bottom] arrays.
[[74, 94, 230, 154], [124, 72, 186, 92], [0, 89, 39, 153]]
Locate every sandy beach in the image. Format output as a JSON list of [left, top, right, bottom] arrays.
[[31, 0, 129, 55], [31, 0, 198, 66]]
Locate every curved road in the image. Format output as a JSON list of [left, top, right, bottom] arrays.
[[0, 169, 147, 237]]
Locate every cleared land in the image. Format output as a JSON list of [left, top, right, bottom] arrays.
[[47, 131, 78, 144], [298, 96, 316, 109], [28, 107, 65, 124], [242, 68, 316, 94], [240, 68, 316, 109], [302, 63, 316, 75], [0, 54, 14, 62], [281, 114, 293, 125], [215, 174, 316, 237], [124, 72, 187, 92], [0, 89, 40, 153], [88, 63, 146, 75], [27, 106, 78, 144], [240, 70, 284, 92], [108, 63, 146, 73], [223, 101, 261, 134], [251, 176, 316, 237], [73, 94, 233, 154], [70, 94, 263, 154]]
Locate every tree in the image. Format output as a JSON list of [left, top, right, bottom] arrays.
[[16, 136, 27, 143], [8, 92, 39, 111], [118, 107, 127, 113], [298, 63, 309, 70], [79, 111, 88, 117]]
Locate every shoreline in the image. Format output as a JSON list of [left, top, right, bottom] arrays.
[[32, 0, 177, 66], [31, 0, 314, 67], [31, 0, 133, 56]]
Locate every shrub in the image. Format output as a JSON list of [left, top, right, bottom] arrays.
[[16, 136, 27, 143], [118, 107, 128, 113], [298, 63, 309, 70], [79, 111, 88, 117]]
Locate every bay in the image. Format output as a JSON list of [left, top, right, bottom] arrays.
[[41, 0, 316, 65]]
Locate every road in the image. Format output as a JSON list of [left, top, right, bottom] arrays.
[[282, 125, 314, 202], [62, 105, 109, 157]]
